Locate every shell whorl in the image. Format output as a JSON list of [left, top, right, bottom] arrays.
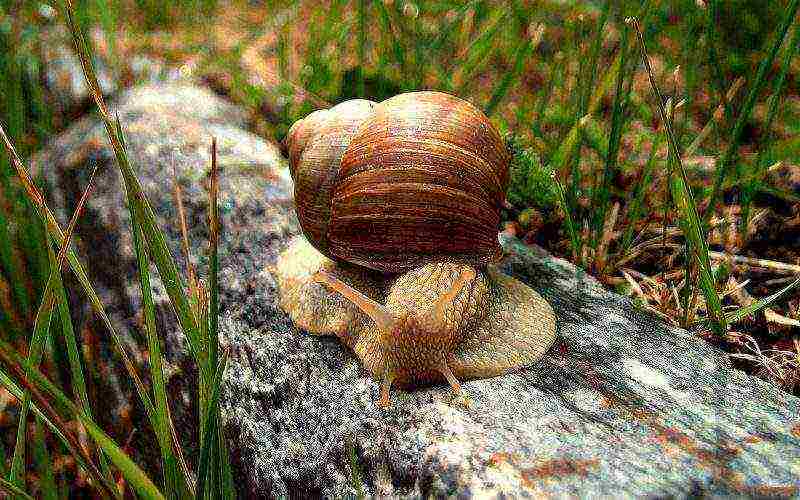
[[285, 99, 376, 259], [285, 91, 510, 273]]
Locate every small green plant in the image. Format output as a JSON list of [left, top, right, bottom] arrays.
[[506, 135, 558, 211]]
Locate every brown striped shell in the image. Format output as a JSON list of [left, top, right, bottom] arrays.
[[284, 91, 510, 273]]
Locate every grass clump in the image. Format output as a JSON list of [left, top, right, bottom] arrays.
[[0, 1, 234, 497]]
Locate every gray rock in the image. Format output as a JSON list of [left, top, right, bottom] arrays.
[[224, 235, 800, 499], [34, 82, 800, 499], [30, 81, 293, 475], [40, 26, 167, 113]]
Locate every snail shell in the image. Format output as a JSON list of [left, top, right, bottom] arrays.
[[285, 91, 510, 273]]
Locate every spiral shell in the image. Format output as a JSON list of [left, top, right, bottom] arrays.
[[285, 91, 509, 273]]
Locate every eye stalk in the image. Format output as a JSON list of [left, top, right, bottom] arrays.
[[313, 266, 475, 406]]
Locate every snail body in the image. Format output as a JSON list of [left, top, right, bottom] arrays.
[[276, 91, 556, 406]]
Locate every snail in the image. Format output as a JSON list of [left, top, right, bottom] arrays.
[[276, 91, 556, 406]]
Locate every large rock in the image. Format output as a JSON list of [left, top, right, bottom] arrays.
[[35, 83, 800, 498]]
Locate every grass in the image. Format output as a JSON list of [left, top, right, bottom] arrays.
[[0, 0, 233, 497], [2, 0, 800, 495]]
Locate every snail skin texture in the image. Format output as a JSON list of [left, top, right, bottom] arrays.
[[276, 91, 557, 406]]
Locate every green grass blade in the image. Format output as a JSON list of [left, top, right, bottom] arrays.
[[579, 0, 610, 115], [9, 272, 55, 490], [372, 0, 407, 81], [357, 0, 366, 97], [64, 0, 204, 360], [741, 23, 800, 230], [62, 5, 203, 365], [0, 476, 35, 500], [484, 27, 536, 117], [208, 139, 233, 499], [618, 135, 662, 256], [347, 437, 365, 500], [33, 419, 58, 500], [45, 229, 114, 482], [703, 0, 734, 131], [0, 342, 118, 497], [0, 370, 92, 480], [46, 241, 89, 411], [0, 336, 159, 499], [128, 193, 185, 498], [701, 0, 800, 225], [58, 0, 208, 380], [83, 417, 165, 500], [0, 124, 157, 423], [208, 138, 220, 375], [9, 161, 105, 489], [195, 351, 228, 500], [629, 17, 726, 335], [591, 17, 632, 245], [554, 175, 580, 261], [546, 50, 622, 173], [452, 8, 506, 94], [727, 277, 800, 324]]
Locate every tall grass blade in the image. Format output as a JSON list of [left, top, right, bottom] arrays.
[[209, 138, 234, 499], [629, 17, 726, 335], [195, 351, 228, 500], [0, 336, 163, 498], [83, 416, 165, 500], [546, 49, 622, 174], [128, 184, 187, 498], [0, 476, 35, 500], [209, 138, 220, 378], [9, 264, 55, 491], [554, 175, 580, 261], [452, 9, 506, 93], [741, 24, 800, 231], [63, 0, 203, 362], [727, 277, 800, 324], [484, 24, 540, 117], [0, 124, 157, 423], [703, 0, 734, 130], [9, 162, 105, 489], [0, 370, 93, 477], [347, 437, 365, 500], [357, 0, 366, 97], [592, 16, 631, 244], [45, 228, 113, 481], [372, 0, 407, 83], [701, 0, 800, 225], [0, 341, 118, 497], [618, 136, 663, 259], [579, 1, 610, 115], [33, 419, 58, 500]]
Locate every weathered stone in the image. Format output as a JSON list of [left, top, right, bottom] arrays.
[[40, 25, 168, 114], [34, 82, 800, 499], [30, 81, 293, 475]]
